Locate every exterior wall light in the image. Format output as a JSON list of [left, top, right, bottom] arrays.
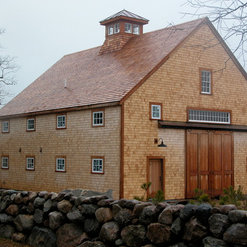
[[158, 138, 167, 147]]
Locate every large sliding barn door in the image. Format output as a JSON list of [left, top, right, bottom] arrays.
[[186, 130, 233, 198]]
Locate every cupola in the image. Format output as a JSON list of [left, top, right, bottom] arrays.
[[99, 10, 149, 55]]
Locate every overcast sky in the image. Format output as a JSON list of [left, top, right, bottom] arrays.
[[0, 0, 197, 104]]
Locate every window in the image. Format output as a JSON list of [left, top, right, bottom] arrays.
[[150, 103, 162, 120], [56, 158, 66, 172], [114, 23, 120, 33], [188, 109, 230, 124], [201, 69, 212, 94], [2, 121, 9, 133], [133, 24, 140, 34], [92, 110, 104, 127], [125, 23, 132, 33], [92, 158, 104, 174], [108, 25, 114, 35], [1, 156, 8, 169], [27, 118, 35, 131], [57, 114, 66, 129], [26, 157, 35, 170]]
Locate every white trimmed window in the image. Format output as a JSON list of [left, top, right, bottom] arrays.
[[57, 115, 66, 129], [133, 24, 140, 34], [27, 118, 35, 131], [151, 104, 161, 120], [26, 157, 35, 170], [201, 70, 211, 94], [114, 23, 120, 33], [93, 111, 104, 126], [188, 109, 230, 124], [2, 157, 8, 169], [2, 121, 9, 133], [92, 158, 104, 174], [108, 25, 114, 35], [125, 23, 132, 33], [56, 158, 65, 172]]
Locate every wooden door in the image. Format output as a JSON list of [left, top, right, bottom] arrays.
[[186, 130, 233, 198], [148, 159, 163, 197]]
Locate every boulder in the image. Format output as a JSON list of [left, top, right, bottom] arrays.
[[179, 204, 197, 221], [97, 199, 115, 207], [43, 199, 53, 213], [208, 213, 230, 238], [12, 232, 26, 243], [223, 223, 247, 245], [28, 191, 38, 201], [57, 200, 72, 214], [0, 224, 14, 238], [219, 204, 237, 214], [14, 193, 23, 204], [202, 236, 228, 247], [195, 203, 212, 225], [147, 223, 171, 244], [38, 191, 49, 199], [228, 210, 247, 223], [79, 204, 98, 216], [56, 223, 88, 247], [28, 226, 56, 247], [167, 243, 188, 247], [171, 217, 182, 235], [114, 208, 133, 226], [67, 208, 84, 222], [121, 224, 146, 247], [49, 211, 64, 230], [99, 221, 119, 243], [0, 213, 13, 223], [95, 207, 113, 223], [83, 218, 100, 236], [118, 199, 140, 210], [133, 202, 152, 217], [158, 205, 184, 225], [8, 204, 19, 214], [34, 209, 44, 224], [34, 197, 45, 208], [182, 216, 207, 242], [14, 214, 34, 232], [139, 205, 159, 225]]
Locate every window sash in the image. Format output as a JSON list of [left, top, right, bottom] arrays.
[[27, 119, 35, 130], [125, 23, 132, 33], [93, 111, 104, 126], [57, 115, 66, 128], [151, 105, 161, 119], [2, 121, 9, 132], [133, 24, 139, 34], [114, 23, 120, 33], [188, 109, 230, 124], [92, 159, 103, 173], [201, 70, 211, 94], [26, 158, 34, 170], [2, 157, 8, 169], [108, 25, 114, 35], [56, 158, 65, 171]]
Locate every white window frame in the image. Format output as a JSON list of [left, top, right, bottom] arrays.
[[56, 158, 66, 172], [2, 121, 9, 133], [27, 118, 35, 131], [26, 157, 35, 170], [92, 158, 104, 174], [114, 23, 120, 33], [2, 157, 8, 169], [201, 70, 211, 94], [108, 25, 114, 35], [151, 104, 161, 120], [125, 23, 132, 33], [57, 115, 66, 129], [188, 109, 231, 124], [92, 111, 104, 126], [133, 24, 140, 35]]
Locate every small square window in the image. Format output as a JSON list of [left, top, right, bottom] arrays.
[[92, 158, 104, 174], [26, 157, 35, 170], [56, 158, 66, 172], [2, 157, 9, 169], [151, 104, 162, 120], [27, 118, 35, 131], [108, 25, 114, 35], [2, 121, 9, 133], [57, 115, 66, 129], [133, 24, 140, 35], [125, 23, 132, 33], [92, 110, 104, 127], [201, 70, 212, 94]]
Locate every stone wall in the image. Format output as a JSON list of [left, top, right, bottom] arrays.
[[0, 189, 247, 247]]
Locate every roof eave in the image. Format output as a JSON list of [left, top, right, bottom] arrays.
[[100, 16, 149, 25]]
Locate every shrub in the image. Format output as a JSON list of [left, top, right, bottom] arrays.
[[219, 185, 244, 206]]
